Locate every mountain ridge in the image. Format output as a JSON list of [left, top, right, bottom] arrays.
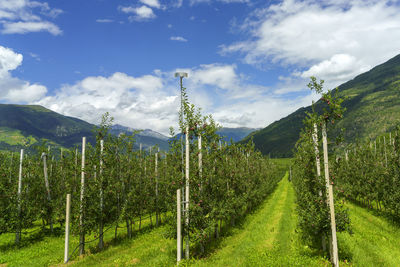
[[242, 53, 400, 157]]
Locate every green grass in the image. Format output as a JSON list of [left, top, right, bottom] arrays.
[[187, 174, 327, 266], [337, 202, 400, 266], [2, 174, 400, 266], [0, 127, 37, 146], [0, 215, 164, 267]]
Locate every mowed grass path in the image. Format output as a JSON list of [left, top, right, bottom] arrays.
[[189, 174, 327, 267], [338, 202, 400, 266]]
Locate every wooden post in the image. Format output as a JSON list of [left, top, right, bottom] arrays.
[[322, 122, 339, 267], [185, 126, 190, 260], [345, 150, 348, 162], [79, 137, 86, 256], [177, 189, 182, 263], [99, 139, 104, 249], [155, 152, 159, 226], [312, 124, 322, 177], [64, 194, 71, 263], [9, 152, 13, 184], [312, 124, 325, 250], [42, 152, 53, 232], [15, 149, 24, 244], [198, 135, 202, 189], [384, 136, 388, 167]]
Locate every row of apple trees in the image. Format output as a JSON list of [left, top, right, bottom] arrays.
[[291, 77, 350, 253], [166, 93, 282, 255], [333, 127, 400, 218]]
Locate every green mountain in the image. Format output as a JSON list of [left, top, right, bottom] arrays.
[[0, 104, 174, 151], [110, 124, 170, 151], [217, 127, 259, 143], [0, 104, 95, 150], [242, 54, 400, 157]]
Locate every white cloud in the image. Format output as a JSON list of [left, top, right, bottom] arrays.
[[139, 0, 161, 9], [23, 60, 314, 134], [2, 21, 61, 35], [174, 0, 183, 8], [36, 72, 178, 134], [0, 45, 47, 102], [0, 0, 62, 35], [170, 36, 187, 42], [190, 0, 249, 4], [300, 54, 370, 86], [0, 45, 23, 73], [188, 64, 239, 90], [222, 0, 400, 88], [29, 52, 40, 61], [96, 19, 113, 23], [119, 5, 156, 21]]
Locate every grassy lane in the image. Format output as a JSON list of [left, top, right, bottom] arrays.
[[70, 225, 176, 267], [189, 174, 327, 267], [0, 215, 164, 266], [338, 202, 400, 266]]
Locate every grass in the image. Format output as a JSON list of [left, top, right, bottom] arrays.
[[0, 214, 165, 267], [0, 127, 37, 146], [337, 202, 400, 266], [187, 174, 327, 266], [2, 172, 400, 266]]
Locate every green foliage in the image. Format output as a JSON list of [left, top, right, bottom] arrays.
[[0, 94, 281, 259], [292, 77, 350, 252], [333, 127, 400, 219]]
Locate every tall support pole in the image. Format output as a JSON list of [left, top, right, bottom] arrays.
[[64, 194, 71, 263], [185, 126, 190, 260], [177, 189, 182, 263], [313, 123, 324, 250], [322, 122, 339, 267], [42, 152, 53, 232], [79, 137, 86, 256], [155, 152, 159, 226], [180, 76, 185, 196], [99, 139, 104, 249], [15, 149, 24, 244], [198, 135, 202, 190], [312, 124, 322, 177]]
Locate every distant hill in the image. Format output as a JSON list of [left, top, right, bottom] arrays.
[[110, 124, 170, 150], [0, 105, 171, 151], [173, 127, 258, 143], [0, 104, 95, 151], [242, 53, 400, 157], [217, 127, 259, 142], [0, 104, 257, 152]]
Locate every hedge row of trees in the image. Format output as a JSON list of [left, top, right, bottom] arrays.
[[291, 77, 350, 260], [333, 128, 400, 218], [0, 93, 281, 258]]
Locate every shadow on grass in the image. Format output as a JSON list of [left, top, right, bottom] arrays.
[[350, 199, 400, 228], [83, 220, 167, 257], [0, 226, 64, 252]]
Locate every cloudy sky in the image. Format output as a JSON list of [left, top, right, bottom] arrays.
[[1, 0, 400, 135]]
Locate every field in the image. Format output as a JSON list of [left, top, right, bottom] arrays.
[[2, 170, 400, 266]]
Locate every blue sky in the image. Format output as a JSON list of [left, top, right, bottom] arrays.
[[1, 0, 400, 135]]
